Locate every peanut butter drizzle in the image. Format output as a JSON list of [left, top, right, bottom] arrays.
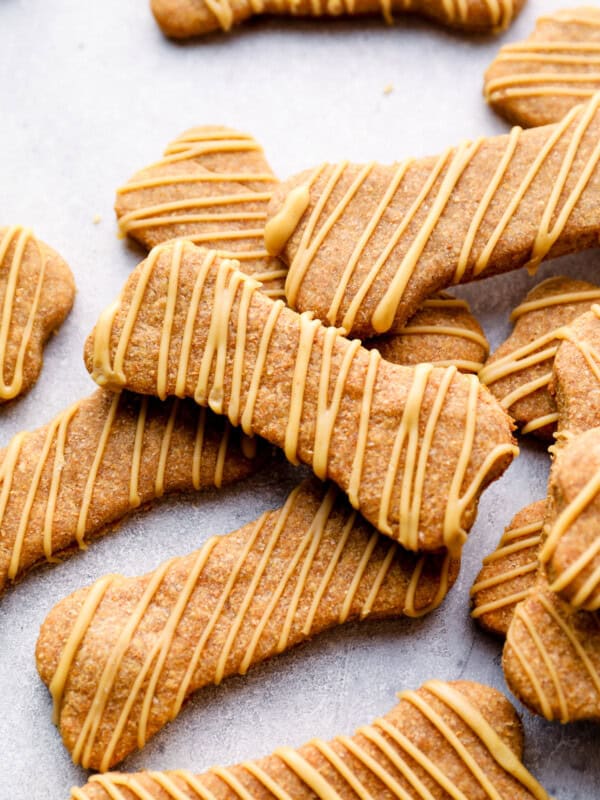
[[116, 129, 284, 297], [1, 392, 233, 584], [180, 0, 515, 34], [506, 588, 600, 723], [91, 245, 516, 555], [470, 518, 543, 619], [0, 226, 47, 400], [52, 481, 453, 770], [274, 95, 600, 335], [77, 680, 549, 800], [479, 285, 600, 434]]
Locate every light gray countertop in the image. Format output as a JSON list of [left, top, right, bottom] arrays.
[[0, 0, 598, 797]]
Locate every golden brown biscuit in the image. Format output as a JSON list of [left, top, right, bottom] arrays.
[[266, 94, 600, 338], [471, 500, 544, 638], [504, 572, 600, 723], [83, 242, 517, 555], [151, 0, 524, 39], [68, 680, 550, 800], [538, 426, 600, 612], [0, 388, 263, 594], [37, 478, 459, 770], [479, 276, 600, 439], [0, 225, 75, 402], [115, 126, 286, 298], [368, 293, 489, 374], [485, 7, 600, 128]]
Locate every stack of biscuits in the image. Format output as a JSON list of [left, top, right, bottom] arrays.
[[7, 4, 600, 799]]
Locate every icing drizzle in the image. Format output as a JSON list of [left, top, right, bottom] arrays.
[[0, 391, 242, 586], [271, 95, 600, 335], [116, 128, 286, 298], [89, 244, 516, 554], [0, 226, 47, 400], [72, 680, 549, 799], [48, 480, 453, 770]]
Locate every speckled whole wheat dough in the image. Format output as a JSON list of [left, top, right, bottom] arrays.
[[470, 499, 545, 638], [267, 95, 600, 338], [115, 126, 287, 299], [479, 276, 600, 439], [0, 225, 75, 403], [68, 680, 550, 800], [0, 388, 264, 594], [37, 477, 459, 771], [485, 7, 600, 128], [83, 242, 516, 555], [151, 0, 525, 40]]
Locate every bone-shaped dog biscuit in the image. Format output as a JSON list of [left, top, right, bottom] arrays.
[[115, 126, 286, 298], [84, 242, 516, 554], [69, 680, 549, 800], [0, 388, 262, 593], [485, 7, 600, 128], [479, 276, 600, 438], [369, 293, 489, 374], [266, 94, 600, 337], [151, 0, 524, 40], [471, 499, 544, 637], [37, 478, 458, 770], [504, 571, 600, 723], [0, 225, 75, 402]]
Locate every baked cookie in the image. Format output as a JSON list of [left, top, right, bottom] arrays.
[[479, 276, 600, 439], [69, 680, 550, 800], [0, 225, 75, 402], [504, 571, 600, 723], [471, 499, 545, 638], [485, 7, 600, 128], [115, 126, 286, 298], [37, 478, 459, 770], [151, 0, 524, 40], [0, 389, 263, 593], [265, 94, 600, 337], [368, 293, 489, 374], [83, 242, 516, 555]]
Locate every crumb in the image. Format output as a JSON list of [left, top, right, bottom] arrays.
[[93, 214, 102, 225], [383, 84, 394, 96]]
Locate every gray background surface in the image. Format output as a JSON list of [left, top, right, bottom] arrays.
[[0, 0, 598, 797]]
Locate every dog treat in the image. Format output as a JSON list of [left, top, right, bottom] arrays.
[[115, 126, 286, 298], [266, 94, 600, 338], [37, 478, 459, 770], [485, 7, 600, 128], [0, 388, 262, 593], [538, 423, 600, 611], [367, 293, 489, 374], [151, 0, 524, 40], [504, 571, 600, 723], [68, 679, 550, 800], [0, 225, 75, 402], [479, 276, 600, 438], [84, 242, 517, 555], [471, 500, 544, 638]]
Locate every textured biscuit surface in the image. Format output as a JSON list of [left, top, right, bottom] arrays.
[[504, 572, 600, 723], [479, 276, 600, 439], [0, 388, 262, 593], [115, 126, 286, 298], [471, 499, 545, 638], [37, 478, 458, 770], [368, 293, 489, 374], [151, 0, 524, 39], [84, 242, 516, 555], [0, 225, 75, 402], [266, 95, 600, 337], [485, 7, 600, 128], [69, 680, 550, 800]]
